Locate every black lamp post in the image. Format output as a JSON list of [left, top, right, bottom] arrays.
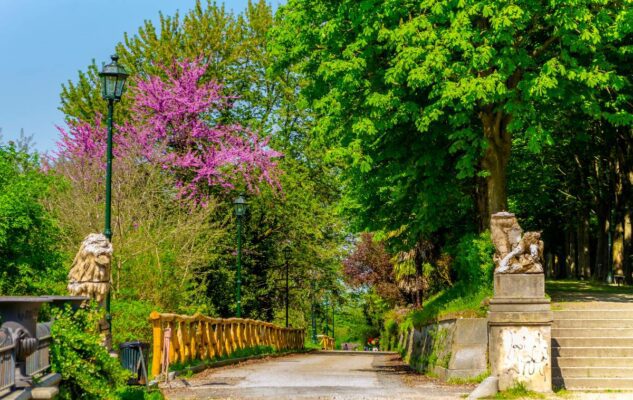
[[99, 54, 128, 343], [331, 300, 335, 346], [311, 280, 317, 343], [283, 246, 291, 328], [234, 195, 247, 317]]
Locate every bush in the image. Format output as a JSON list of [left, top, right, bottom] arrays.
[[381, 318, 399, 351], [0, 145, 66, 296], [112, 299, 158, 348], [452, 231, 494, 287], [402, 232, 495, 328], [50, 303, 131, 399]]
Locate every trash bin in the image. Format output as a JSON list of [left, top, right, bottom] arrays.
[[119, 341, 149, 386]]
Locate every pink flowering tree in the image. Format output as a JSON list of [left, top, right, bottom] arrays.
[[53, 60, 281, 202]]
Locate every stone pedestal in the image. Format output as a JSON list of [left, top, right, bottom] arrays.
[[488, 273, 553, 392]]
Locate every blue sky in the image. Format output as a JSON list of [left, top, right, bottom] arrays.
[[0, 0, 279, 152]]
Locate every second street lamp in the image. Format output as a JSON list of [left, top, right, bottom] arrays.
[[234, 195, 247, 317], [98, 54, 128, 348], [283, 246, 291, 328]]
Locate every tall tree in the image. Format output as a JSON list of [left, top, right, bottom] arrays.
[[56, 0, 346, 324], [271, 0, 628, 232]]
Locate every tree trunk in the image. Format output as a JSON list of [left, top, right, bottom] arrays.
[[577, 213, 591, 280], [565, 230, 575, 278], [594, 210, 610, 281], [613, 220, 625, 277], [624, 210, 632, 284], [479, 110, 512, 229]]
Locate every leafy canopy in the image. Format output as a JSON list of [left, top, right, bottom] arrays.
[[271, 0, 629, 241]]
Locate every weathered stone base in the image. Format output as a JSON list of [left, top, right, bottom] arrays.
[[489, 325, 551, 392], [489, 273, 553, 392]]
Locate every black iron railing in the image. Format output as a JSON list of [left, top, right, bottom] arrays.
[[0, 328, 16, 396], [25, 322, 52, 377]]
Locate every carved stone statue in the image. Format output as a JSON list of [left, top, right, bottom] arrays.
[[491, 212, 544, 274], [67, 233, 112, 302]]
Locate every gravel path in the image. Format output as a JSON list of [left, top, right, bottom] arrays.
[[161, 351, 475, 400]]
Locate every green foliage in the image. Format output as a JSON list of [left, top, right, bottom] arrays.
[[55, 0, 346, 328], [390, 232, 494, 328], [381, 317, 400, 351], [331, 292, 383, 348], [271, 0, 632, 243], [50, 304, 131, 400], [116, 387, 164, 400], [452, 232, 495, 286], [111, 300, 158, 348], [408, 283, 492, 329], [0, 145, 66, 296]]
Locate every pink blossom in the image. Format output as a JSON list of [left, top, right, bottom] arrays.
[[51, 59, 282, 202]]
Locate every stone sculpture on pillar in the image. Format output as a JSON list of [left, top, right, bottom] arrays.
[[67, 233, 112, 346], [488, 212, 552, 393], [491, 212, 544, 274]]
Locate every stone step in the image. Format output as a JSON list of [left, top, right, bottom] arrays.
[[553, 377, 633, 390], [553, 357, 633, 368], [553, 327, 633, 337], [554, 319, 633, 328], [553, 337, 633, 347], [553, 366, 633, 378], [554, 310, 633, 319], [553, 347, 633, 357]]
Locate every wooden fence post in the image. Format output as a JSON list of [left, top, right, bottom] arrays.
[[149, 311, 162, 378]]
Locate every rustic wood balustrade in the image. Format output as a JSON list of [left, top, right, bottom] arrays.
[[319, 335, 334, 350], [149, 311, 305, 378]]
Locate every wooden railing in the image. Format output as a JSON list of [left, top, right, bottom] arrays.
[[319, 335, 334, 350], [149, 312, 305, 378]]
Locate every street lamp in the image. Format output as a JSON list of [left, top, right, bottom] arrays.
[[283, 246, 291, 328], [234, 195, 247, 317], [99, 54, 128, 347], [310, 279, 317, 343]]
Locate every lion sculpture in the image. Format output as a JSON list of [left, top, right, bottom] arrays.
[[491, 212, 544, 274], [67, 233, 112, 302]]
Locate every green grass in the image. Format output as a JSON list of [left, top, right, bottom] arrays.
[[407, 283, 492, 328], [546, 279, 633, 295], [492, 382, 545, 399], [447, 370, 490, 385]]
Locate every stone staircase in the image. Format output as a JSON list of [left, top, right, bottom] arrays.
[[552, 297, 633, 390]]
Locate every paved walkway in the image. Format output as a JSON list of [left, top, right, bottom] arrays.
[[161, 351, 475, 400]]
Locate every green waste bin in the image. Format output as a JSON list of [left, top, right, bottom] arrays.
[[119, 341, 149, 386]]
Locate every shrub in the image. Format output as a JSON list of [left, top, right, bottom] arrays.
[[381, 318, 399, 351], [111, 299, 158, 348], [452, 231, 494, 287], [0, 145, 66, 296], [403, 232, 495, 328], [50, 303, 130, 399]]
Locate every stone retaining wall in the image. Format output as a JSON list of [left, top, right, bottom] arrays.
[[399, 318, 488, 380]]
